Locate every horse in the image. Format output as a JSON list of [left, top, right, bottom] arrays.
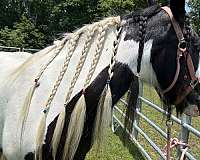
[[0, 51, 32, 79], [0, 0, 200, 159]]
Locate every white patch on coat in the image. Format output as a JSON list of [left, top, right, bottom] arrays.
[[0, 52, 31, 158], [140, 40, 158, 86], [116, 31, 158, 86], [116, 31, 139, 74], [0, 29, 158, 159], [0, 27, 116, 159], [0, 52, 32, 81]]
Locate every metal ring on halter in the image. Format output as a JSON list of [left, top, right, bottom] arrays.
[[178, 40, 187, 52], [190, 79, 199, 89]]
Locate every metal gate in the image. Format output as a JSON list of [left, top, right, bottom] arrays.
[[112, 81, 200, 160], [0, 45, 40, 53]]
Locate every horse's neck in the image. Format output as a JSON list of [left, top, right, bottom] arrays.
[[116, 31, 158, 86], [0, 52, 32, 68], [11, 26, 117, 110], [0, 52, 32, 81]]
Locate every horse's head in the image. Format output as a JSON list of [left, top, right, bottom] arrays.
[[178, 34, 200, 116], [119, 0, 200, 116]]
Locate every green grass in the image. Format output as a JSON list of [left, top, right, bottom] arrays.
[[86, 84, 200, 159], [86, 129, 145, 160], [137, 84, 200, 159]]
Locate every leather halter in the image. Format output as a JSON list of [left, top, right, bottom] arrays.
[[161, 6, 199, 105]]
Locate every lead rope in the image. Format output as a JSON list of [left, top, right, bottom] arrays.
[[164, 108, 190, 160], [163, 138, 190, 160], [166, 106, 173, 160]]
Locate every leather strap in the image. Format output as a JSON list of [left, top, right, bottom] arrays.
[[187, 53, 197, 81], [161, 6, 199, 105], [161, 6, 185, 94], [162, 49, 181, 94], [162, 7, 185, 42]]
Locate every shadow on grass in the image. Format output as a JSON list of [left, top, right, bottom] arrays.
[[114, 127, 145, 160]]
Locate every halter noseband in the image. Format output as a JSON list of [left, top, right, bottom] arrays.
[[161, 6, 199, 105]]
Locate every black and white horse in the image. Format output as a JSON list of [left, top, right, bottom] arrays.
[[0, 0, 200, 160]]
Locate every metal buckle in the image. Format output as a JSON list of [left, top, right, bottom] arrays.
[[178, 39, 187, 52], [166, 119, 173, 127], [190, 80, 199, 89]]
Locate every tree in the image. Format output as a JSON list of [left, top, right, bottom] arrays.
[[0, 15, 45, 49], [189, 0, 200, 34], [0, 0, 174, 49], [0, 0, 21, 29], [97, 0, 147, 18]]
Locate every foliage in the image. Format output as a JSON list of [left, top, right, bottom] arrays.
[[97, 0, 146, 17], [0, 15, 45, 48], [0, 0, 21, 28], [0, 0, 199, 49], [189, 0, 200, 34]]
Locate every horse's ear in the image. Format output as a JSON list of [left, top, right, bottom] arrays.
[[147, 0, 156, 6], [170, 0, 186, 24]]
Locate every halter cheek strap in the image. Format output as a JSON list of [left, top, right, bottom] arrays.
[[161, 6, 199, 105]]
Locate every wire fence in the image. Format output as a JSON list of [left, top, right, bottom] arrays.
[[0, 45, 40, 53], [1, 45, 199, 159], [112, 81, 200, 160]]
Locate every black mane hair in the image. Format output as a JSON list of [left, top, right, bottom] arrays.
[[122, 5, 161, 21]]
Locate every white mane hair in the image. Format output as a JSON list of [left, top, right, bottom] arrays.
[[0, 16, 122, 160]]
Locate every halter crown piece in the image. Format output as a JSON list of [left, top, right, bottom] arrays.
[[161, 6, 199, 105]]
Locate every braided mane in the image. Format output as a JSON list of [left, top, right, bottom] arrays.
[[123, 5, 161, 21], [12, 16, 122, 160]]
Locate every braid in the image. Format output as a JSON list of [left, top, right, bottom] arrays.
[[84, 24, 108, 88], [108, 26, 122, 81], [64, 26, 97, 104], [137, 16, 147, 73], [43, 33, 81, 113]]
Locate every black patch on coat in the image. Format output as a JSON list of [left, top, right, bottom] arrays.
[[121, 3, 200, 111], [122, 5, 162, 42], [38, 4, 200, 159], [42, 62, 135, 160], [170, 0, 185, 26], [24, 152, 34, 160]]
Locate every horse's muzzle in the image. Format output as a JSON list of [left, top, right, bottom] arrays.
[[183, 104, 200, 117]]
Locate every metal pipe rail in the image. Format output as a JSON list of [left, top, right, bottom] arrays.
[[0, 46, 40, 53], [112, 81, 200, 160]]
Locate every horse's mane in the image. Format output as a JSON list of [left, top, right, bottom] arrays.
[[8, 16, 121, 160], [6, 17, 121, 85]]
